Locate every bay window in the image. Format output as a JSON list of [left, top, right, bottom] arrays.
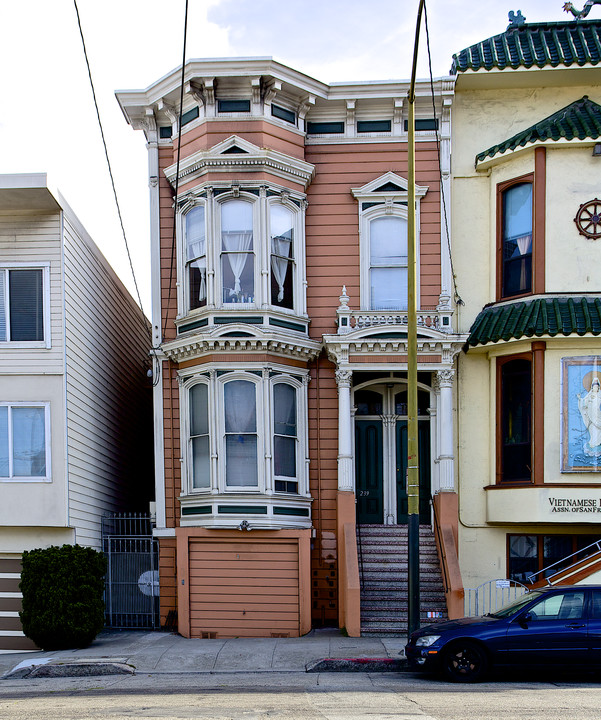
[[179, 189, 305, 317], [184, 371, 305, 497], [0, 403, 49, 481]]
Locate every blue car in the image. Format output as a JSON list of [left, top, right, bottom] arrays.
[[405, 585, 601, 682]]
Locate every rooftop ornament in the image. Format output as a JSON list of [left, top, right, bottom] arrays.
[[507, 10, 526, 28], [563, 1, 601, 18]]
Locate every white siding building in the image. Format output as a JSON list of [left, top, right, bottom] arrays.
[[0, 174, 152, 652]]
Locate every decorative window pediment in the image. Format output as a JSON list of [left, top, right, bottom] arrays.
[[164, 135, 315, 189], [351, 171, 428, 202]]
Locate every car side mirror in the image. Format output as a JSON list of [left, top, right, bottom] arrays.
[[518, 612, 532, 628]]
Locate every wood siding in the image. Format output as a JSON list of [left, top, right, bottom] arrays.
[[305, 142, 442, 339], [188, 538, 300, 638], [63, 211, 152, 548]]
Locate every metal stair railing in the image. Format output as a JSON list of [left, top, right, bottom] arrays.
[[464, 579, 529, 617], [526, 538, 601, 586]]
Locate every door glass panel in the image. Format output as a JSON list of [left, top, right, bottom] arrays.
[[355, 390, 383, 416]]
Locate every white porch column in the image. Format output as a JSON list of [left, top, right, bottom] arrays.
[[437, 368, 455, 492], [336, 368, 354, 491]]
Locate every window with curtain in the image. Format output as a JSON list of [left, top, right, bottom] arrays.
[[270, 205, 294, 309], [0, 404, 48, 479], [502, 182, 532, 298], [189, 383, 210, 489], [273, 383, 297, 493], [0, 269, 44, 342], [224, 379, 258, 487], [186, 206, 207, 310], [221, 200, 254, 304], [369, 216, 408, 310], [500, 358, 532, 483]]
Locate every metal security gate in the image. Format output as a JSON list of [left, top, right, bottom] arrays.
[[102, 514, 159, 629]]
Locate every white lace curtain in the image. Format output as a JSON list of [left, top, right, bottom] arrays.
[[186, 207, 206, 302], [271, 235, 292, 302], [222, 231, 253, 296], [224, 380, 257, 487]]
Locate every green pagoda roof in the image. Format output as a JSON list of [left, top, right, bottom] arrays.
[[476, 96, 601, 165], [467, 297, 601, 347], [451, 20, 601, 74]]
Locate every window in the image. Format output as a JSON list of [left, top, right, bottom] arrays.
[[507, 534, 597, 583], [185, 206, 207, 311], [270, 204, 294, 309], [369, 216, 408, 311], [0, 268, 44, 342], [224, 379, 258, 487], [273, 383, 297, 493], [499, 180, 533, 298], [352, 173, 426, 313], [184, 372, 305, 496], [0, 403, 49, 481], [499, 357, 532, 483], [179, 190, 305, 316], [189, 383, 210, 489], [221, 200, 255, 305]]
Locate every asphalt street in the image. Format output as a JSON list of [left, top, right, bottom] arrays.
[[2, 670, 601, 720]]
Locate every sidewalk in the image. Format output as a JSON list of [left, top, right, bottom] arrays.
[[0, 628, 408, 679]]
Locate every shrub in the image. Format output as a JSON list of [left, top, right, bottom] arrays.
[[19, 544, 107, 651]]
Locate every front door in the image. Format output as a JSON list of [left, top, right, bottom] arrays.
[[355, 383, 431, 524], [355, 419, 384, 523], [395, 420, 431, 523]]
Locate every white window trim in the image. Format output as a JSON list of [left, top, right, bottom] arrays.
[[270, 375, 309, 498], [359, 203, 421, 312], [177, 188, 307, 318], [0, 401, 51, 483], [180, 365, 309, 498], [0, 263, 51, 349]]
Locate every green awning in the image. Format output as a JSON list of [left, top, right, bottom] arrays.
[[467, 297, 601, 347], [476, 96, 601, 165]]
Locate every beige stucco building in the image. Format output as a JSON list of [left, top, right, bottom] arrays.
[[452, 13, 601, 600]]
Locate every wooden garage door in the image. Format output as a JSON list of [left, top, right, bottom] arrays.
[[189, 539, 300, 638]]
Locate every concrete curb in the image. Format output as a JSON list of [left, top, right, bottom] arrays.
[[306, 658, 408, 673], [3, 661, 135, 679]]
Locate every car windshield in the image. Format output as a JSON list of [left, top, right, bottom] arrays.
[[487, 590, 544, 618]]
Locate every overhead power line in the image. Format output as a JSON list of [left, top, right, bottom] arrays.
[[73, 0, 153, 342]]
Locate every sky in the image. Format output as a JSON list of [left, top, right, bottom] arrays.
[[0, 0, 575, 316]]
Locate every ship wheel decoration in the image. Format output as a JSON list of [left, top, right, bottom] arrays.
[[574, 198, 601, 239]]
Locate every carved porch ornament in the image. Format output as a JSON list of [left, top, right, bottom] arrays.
[[574, 199, 601, 239], [564, 0, 601, 17]]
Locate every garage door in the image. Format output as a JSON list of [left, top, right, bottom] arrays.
[[189, 539, 300, 638], [0, 557, 38, 652]]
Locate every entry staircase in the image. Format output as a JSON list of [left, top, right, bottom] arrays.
[[357, 524, 447, 636]]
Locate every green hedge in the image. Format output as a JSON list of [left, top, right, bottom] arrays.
[[19, 544, 107, 651]]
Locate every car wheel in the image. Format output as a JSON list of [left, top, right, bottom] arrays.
[[441, 641, 489, 683]]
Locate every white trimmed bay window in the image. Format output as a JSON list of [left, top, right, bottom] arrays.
[[180, 189, 305, 317], [183, 369, 308, 497]]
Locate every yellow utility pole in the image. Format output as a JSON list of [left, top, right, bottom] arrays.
[[407, 0, 425, 637]]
